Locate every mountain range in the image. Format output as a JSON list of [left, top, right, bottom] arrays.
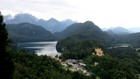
[[4, 14, 140, 47], [4, 13, 75, 33]]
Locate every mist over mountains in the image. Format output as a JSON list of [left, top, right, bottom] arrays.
[[128, 27, 140, 33], [106, 27, 130, 35], [4, 13, 75, 33]]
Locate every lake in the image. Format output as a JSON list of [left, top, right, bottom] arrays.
[[17, 41, 61, 57]]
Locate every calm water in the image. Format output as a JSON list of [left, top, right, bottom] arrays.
[[17, 41, 61, 57]]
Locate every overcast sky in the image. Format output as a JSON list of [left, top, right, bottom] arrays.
[[1, 0, 140, 29]]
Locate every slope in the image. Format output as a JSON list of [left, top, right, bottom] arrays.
[[56, 21, 112, 46], [56, 21, 113, 59], [6, 23, 55, 42]]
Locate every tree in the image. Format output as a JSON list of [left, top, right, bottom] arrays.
[[0, 12, 14, 79]]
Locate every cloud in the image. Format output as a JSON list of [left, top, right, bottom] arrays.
[[1, 0, 140, 28]]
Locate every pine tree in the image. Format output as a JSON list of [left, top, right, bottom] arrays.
[[0, 12, 14, 79]]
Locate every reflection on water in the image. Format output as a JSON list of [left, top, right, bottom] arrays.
[[18, 41, 61, 57]]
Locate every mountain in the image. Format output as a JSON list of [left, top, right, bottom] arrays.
[[6, 13, 38, 24], [4, 14, 13, 22], [61, 19, 75, 27], [55, 21, 112, 44], [44, 18, 65, 33], [38, 18, 75, 33], [6, 23, 55, 42], [56, 21, 113, 53], [5, 13, 76, 33], [107, 27, 129, 35]]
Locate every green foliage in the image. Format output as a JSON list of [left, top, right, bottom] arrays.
[[0, 13, 8, 52], [57, 38, 103, 59], [84, 55, 139, 79], [56, 21, 113, 46], [112, 32, 140, 48], [0, 12, 14, 79], [56, 21, 140, 78], [7, 47, 90, 79], [56, 21, 113, 60], [107, 47, 139, 59], [137, 48, 140, 52], [3, 14, 140, 79]]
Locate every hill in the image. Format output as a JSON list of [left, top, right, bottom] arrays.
[[6, 23, 55, 42], [56, 21, 112, 46], [56, 21, 113, 59], [115, 32, 140, 47]]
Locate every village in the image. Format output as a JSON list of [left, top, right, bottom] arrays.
[[51, 48, 105, 76]]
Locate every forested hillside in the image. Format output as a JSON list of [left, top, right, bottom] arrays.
[[56, 21, 113, 46], [115, 32, 140, 47], [8, 48, 91, 79], [6, 23, 55, 42], [1, 13, 92, 79], [56, 21, 140, 79], [56, 21, 113, 59]]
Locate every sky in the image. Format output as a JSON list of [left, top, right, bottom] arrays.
[[1, 0, 140, 29]]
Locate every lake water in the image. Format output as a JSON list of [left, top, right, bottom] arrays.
[[17, 41, 61, 57]]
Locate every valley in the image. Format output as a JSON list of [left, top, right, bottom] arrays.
[[1, 12, 140, 79]]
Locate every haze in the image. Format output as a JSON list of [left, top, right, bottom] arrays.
[[1, 0, 140, 29]]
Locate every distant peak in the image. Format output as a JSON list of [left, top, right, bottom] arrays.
[[84, 21, 94, 24], [15, 13, 32, 16], [48, 18, 59, 22], [116, 26, 125, 29], [49, 18, 56, 20], [4, 14, 13, 19], [112, 27, 128, 31], [14, 13, 37, 19], [84, 21, 95, 25], [65, 19, 72, 21]]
